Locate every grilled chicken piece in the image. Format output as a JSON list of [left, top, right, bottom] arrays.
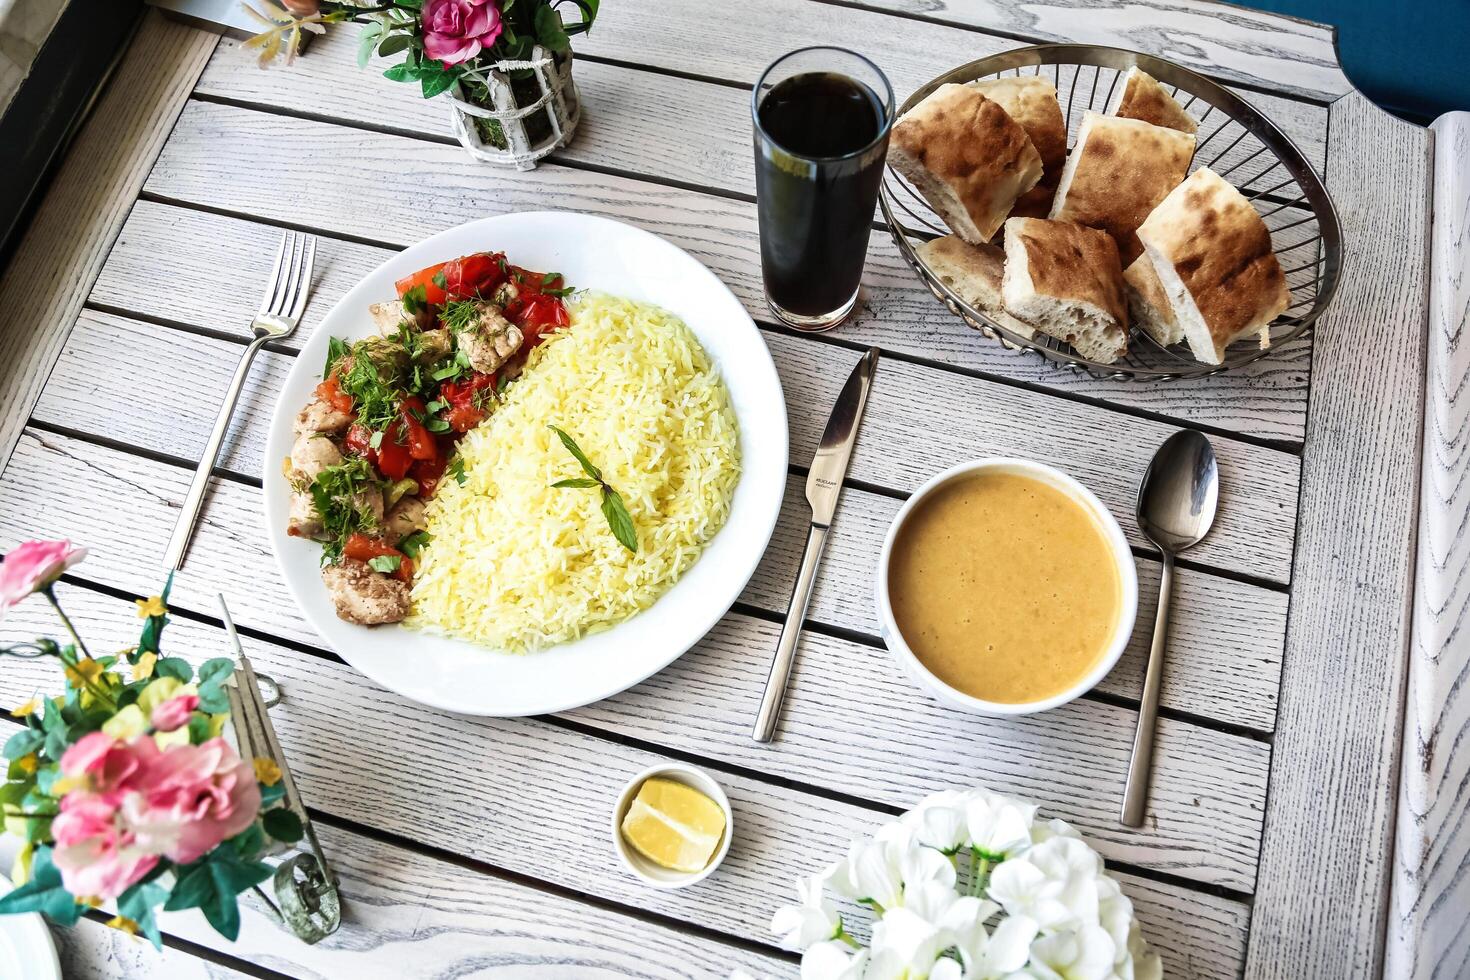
[[416, 328, 453, 361], [289, 432, 343, 483], [321, 559, 410, 625], [369, 300, 432, 333], [452, 302, 523, 374], [351, 486, 386, 527], [287, 491, 323, 538], [383, 497, 426, 544], [294, 397, 352, 435]]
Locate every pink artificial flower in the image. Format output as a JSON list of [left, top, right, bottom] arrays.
[[421, 0, 503, 67], [50, 793, 158, 900], [150, 693, 200, 733], [0, 539, 86, 617], [60, 732, 150, 800], [120, 738, 261, 864]]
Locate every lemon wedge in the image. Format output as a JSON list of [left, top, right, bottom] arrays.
[[620, 777, 726, 873]]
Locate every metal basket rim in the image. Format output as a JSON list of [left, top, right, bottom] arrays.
[[883, 43, 1344, 383]]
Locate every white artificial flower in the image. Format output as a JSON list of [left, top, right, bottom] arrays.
[[905, 789, 977, 854], [868, 906, 951, 980], [938, 895, 1037, 979], [1093, 875, 1133, 958], [773, 870, 844, 950], [801, 940, 869, 980], [987, 857, 1080, 933], [1026, 838, 1103, 927], [831, 823, 955, 912], [1126, 923, 1162, 980], [1028, 818, 1082, 846], [1025, 926, 1117, 980], [965, 793, 1037, 860]]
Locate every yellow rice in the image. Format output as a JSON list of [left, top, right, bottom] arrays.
[[407, 292, 741, 652]]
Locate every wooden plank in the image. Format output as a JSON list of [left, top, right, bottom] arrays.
[[131, 102, 1316, 442], [1245, 93, 1434, 979], [196, 28, 1330, 182], [801, 0, 1349, 102], [0, 584, 1252, 979], [36, 308, 1285, 729], [0, 429, 1268, 891], [0, 11, 215, 474], [1386, 111, 1470, 980], [576, 0, 1344, 113], [52, 918, 248, 979]]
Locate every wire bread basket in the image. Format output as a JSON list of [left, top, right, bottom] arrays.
[[880, 45, 1342, 381]]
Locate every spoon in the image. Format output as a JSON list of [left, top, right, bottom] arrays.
[[1121, 430, 1219, 828]]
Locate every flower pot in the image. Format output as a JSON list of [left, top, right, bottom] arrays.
[[446, 45, 581, 170]]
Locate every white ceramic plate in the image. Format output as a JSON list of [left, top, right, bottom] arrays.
[[263, 212, 787, 716], [0, 878, 61, 980]]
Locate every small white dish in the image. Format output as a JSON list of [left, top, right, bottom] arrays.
[[875, 457, 1138, 716], [612, 763, 733, 889], [0, 876, 61, 980]]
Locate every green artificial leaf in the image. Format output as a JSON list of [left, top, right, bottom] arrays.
[[547, 425, 601, 481], [229, 823, 266, 860], [187, 714, 212, 744], [260, 780, 287, 807], [196, 680, 231, 716], [165, 851, 273, 943], [551, 478, 600, 489], [557, 0, 598, 32], [198, 658, 235, 685], [0, 782, 28, 807], [398, 530, 431, 559], [134, 572, 175, 659], [3, 729, 42, 762], [0, 847, 83, 926], [117, 879, 169, 949], [376, 33, 412, 59], [356, 21, 383, 68], [383, 62, 416, 83], [154, 657, 193, 682], [534, 4, 571, 52], [421, 65, 459, 100], [367, 554, 402, 574], [263, 808, 305, 844], [600, 487, 638, 553]]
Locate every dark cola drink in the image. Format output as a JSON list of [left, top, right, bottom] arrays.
[[753, 50, 894, 331]]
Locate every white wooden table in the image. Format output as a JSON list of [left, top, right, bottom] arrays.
[[0, 3, 1447, 976]]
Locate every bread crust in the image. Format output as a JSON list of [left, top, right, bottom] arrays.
[[1007, 218, 1128, 326], [917, 235, 1035, 338], [1123, 255, 1181, 346], [970, 76, 1067, 218], [1049, 112, 1195, 264], [1136, 167, 1290, 360], [889, 84, 1044, 243], [1110, 67, 1199, 134]]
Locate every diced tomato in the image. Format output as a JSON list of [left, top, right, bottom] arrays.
[[444, 403, 485, 433], [442, 251, 506, 299], [410, 455, 448, 498], [315, 375, 354, 414], [342, 534, 413, 582], [517, 294, 569, 347], [344, 423, 374, 458], [374, 433, 412, 480], [398, 397, 438, 461], [394, 262, 449, 307]]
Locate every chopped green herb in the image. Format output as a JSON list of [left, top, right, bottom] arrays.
[[338, 339, 403, 432], [541, 272, 561, 286], [496, 374, 512, 395], [432, 270, 448, 291], [367, 554, 401, 574], [542, 286, 575, 298], [431, 359, 465, 382], [398, 530, 431, 559], [547, 425, 637, 553], [448, 456, 468, 486], [439, 299, 481, 334], [426, 398, 447, 414], [400, 284, 429, 316], [369, 430, 384, 450], [425, 417, 451, 433], [324, 336, 352, 379], [307, 457, 382, 562]]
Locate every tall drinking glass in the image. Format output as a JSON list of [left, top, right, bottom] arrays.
[[752, 48, 895, 332]]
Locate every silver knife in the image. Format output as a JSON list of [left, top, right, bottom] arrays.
[[752, 347, 879, 742]]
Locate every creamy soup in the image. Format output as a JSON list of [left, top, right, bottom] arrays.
[[888, 472, 1122, 704]]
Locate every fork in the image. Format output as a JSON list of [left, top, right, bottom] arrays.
[[162, 231, 317, 571]]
